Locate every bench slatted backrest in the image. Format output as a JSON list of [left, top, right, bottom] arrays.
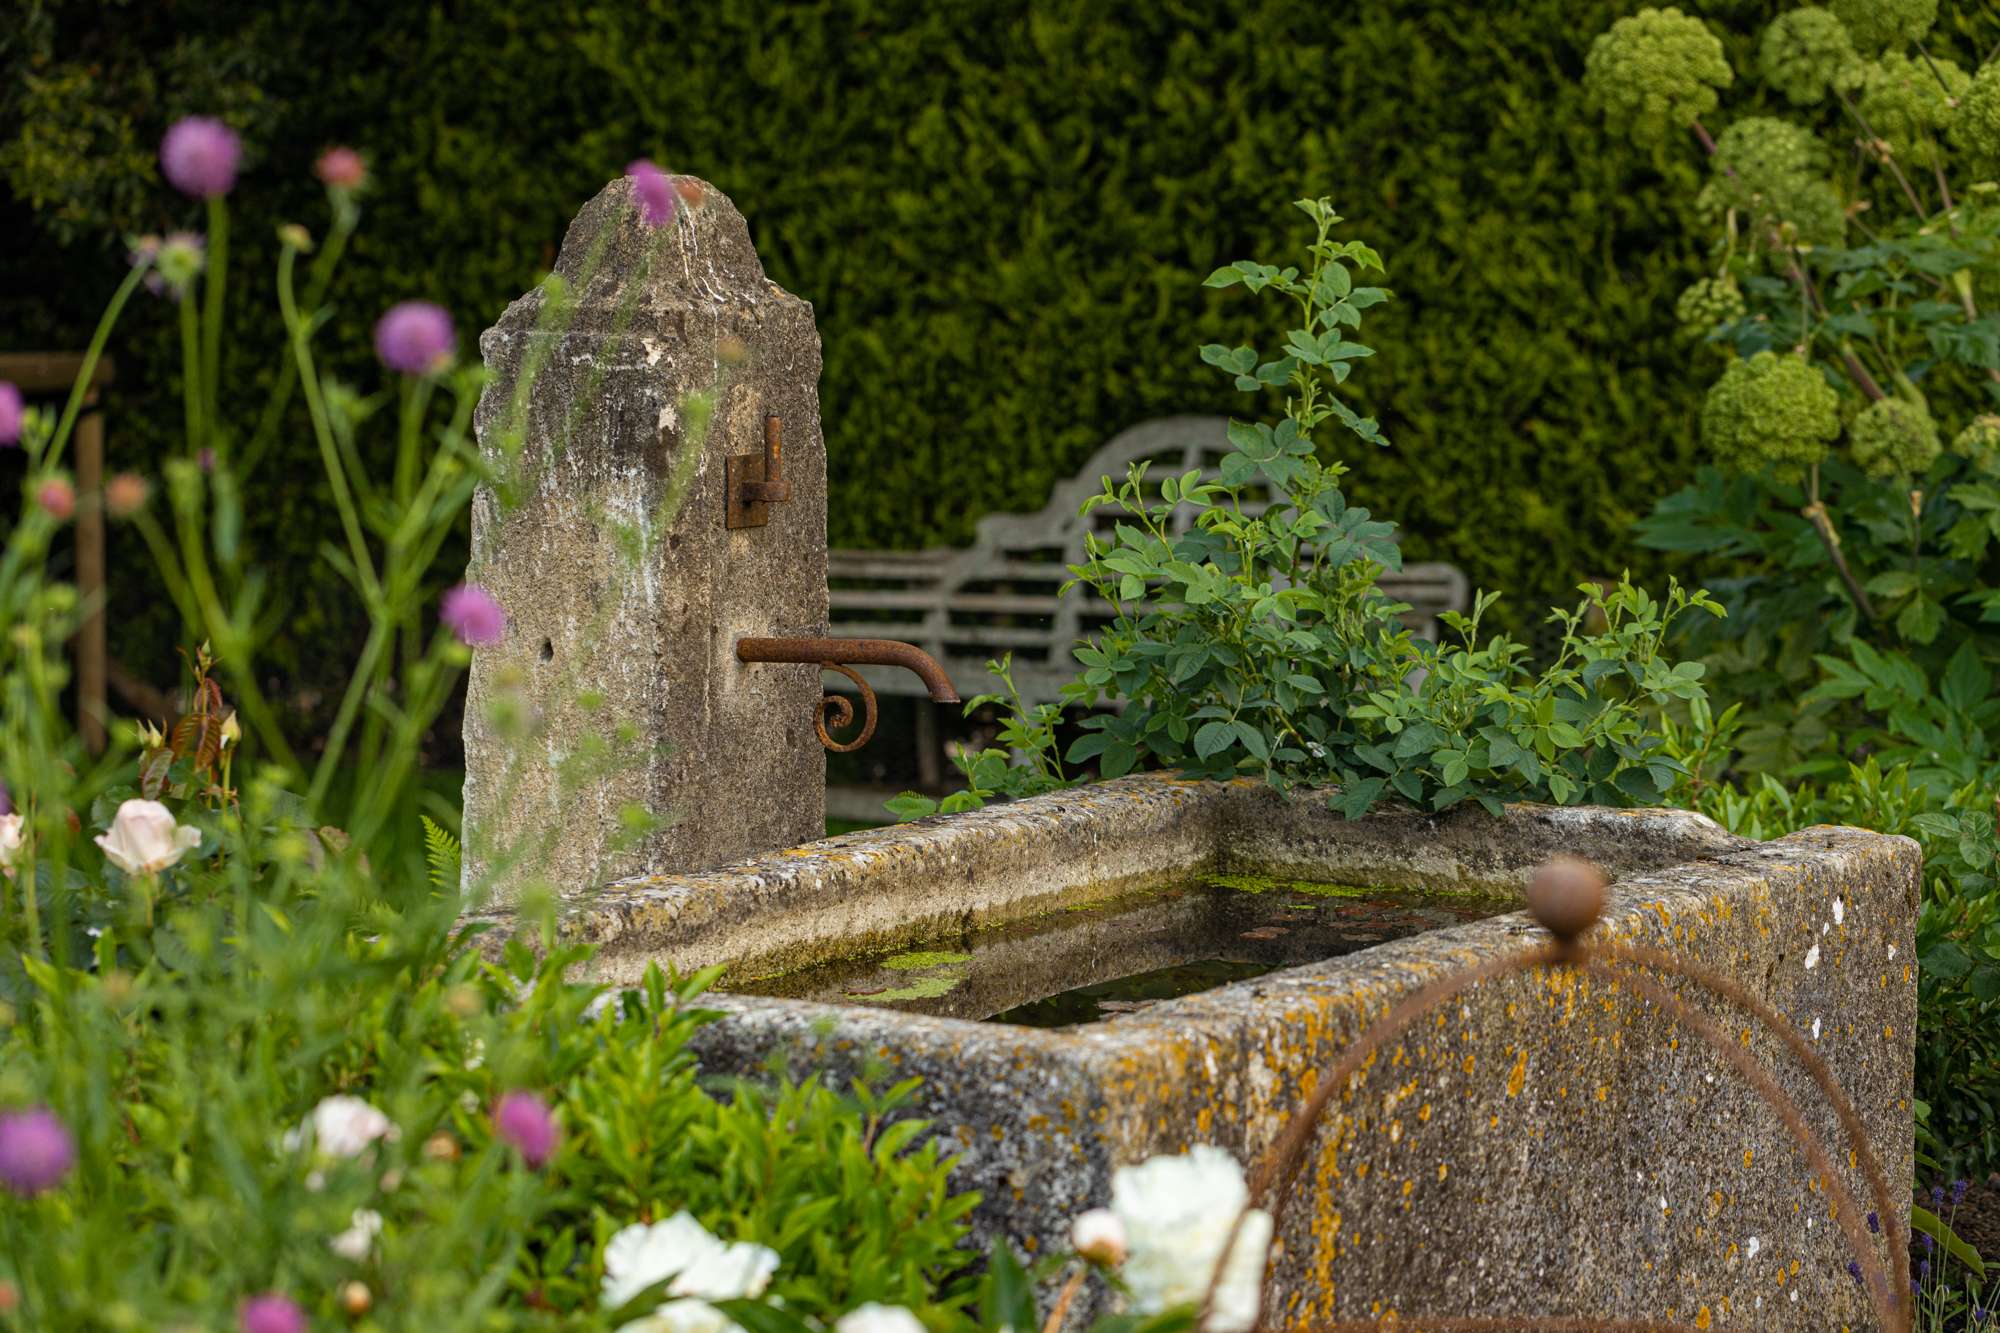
[[828, 416, 1469, 702]]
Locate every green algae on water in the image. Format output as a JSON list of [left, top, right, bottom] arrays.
[[849, 972, 965, 1003], [1205, 873, 1374, 899], [881, 950, 973, 971]]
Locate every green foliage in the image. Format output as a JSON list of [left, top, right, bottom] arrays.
[[1584, 6, 1735, 145], [1855, 52, 1967, 169], [1696, 116, 1846, 245], [1676, 275, 1747, 339], [1829, 0, 1938, 56], [1699, 350, 1841, 479], [1043, 203, 1718, 819], [421, 814, 461, 890], [4, 0, 1773, 699], [1850, 396, 1943, 481], [1759, 7, 1861, 107]]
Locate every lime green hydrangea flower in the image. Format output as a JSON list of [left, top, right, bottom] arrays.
[[1951, 61, 2000, 173], [1760, 8, 1862, 106], [1829, 0, 1936, 56], [1701, 351, 1841, 479], [1849, 398, 1941, 479], [1585, 7, 1733, 145], [1697, 117, 1846, 246], [1676, 276, 1747, 339], [1951, 415, 2000, 475], [1856, 53, 1968, 169]]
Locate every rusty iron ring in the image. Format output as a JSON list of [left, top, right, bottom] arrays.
[[815, 662, 878, 752]]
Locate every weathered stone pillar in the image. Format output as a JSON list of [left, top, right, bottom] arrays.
[[461, 176, 828, 905]]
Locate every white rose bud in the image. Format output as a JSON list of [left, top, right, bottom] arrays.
[[93, 799, 201, 876], [833, 1304, 927, 1333], [1071, 1207, 1128, 1267], [219, 711, 241, 749], [0, 814, 23, 874]]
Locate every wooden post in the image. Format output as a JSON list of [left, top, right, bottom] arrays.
[[0, 352, 116, 752]]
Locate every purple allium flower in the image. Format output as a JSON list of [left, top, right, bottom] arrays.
[[315, 147, 366, 190], [493, 1090, 558, 1168], [373, 301, 456, 375], [160, 117, 242, 199], [237, 1293, 306, 1333], [0, 381, 21, 446], [0, 1106, 76, 1196], [626, 159, 677, 228], [441, 584, 506, 647], [36, 478, 75, 523], [1867, 1210, 1880, 1234]]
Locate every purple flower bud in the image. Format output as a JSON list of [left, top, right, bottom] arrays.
[[1920, 1258, 1932, 1281], [160, 117, 242, 199], [1847, 1260, 1863, 1284], [1922, 1230, 1936, 1253], [493, 1090, 558, 1168], [1933, 1184, 1946, 1207], [0, 1106, 76, 1196], [440, 583, 506, 647], [1953, 1178, 1970, 1207], [315, 147, 366, 190], [0, 381, 21, 446], [373, 301, 456, 375], [1867, 1211, 1880, 1234], [237, 1293, 306, 1333], [1971, 1303, 1986, 1323], [626, 159, 677, 228]]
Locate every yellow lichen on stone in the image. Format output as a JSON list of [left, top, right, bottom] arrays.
[[1506, 1050, 1528, 1098]]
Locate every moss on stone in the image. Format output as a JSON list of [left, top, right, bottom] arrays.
[[881, 950, 973, 970], [1205, 873, 1375, 898]]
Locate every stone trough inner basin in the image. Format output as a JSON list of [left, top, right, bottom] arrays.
[[531, 774, 1918, 1328]]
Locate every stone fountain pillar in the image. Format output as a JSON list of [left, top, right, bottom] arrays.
[[460, 177, 828, 907]]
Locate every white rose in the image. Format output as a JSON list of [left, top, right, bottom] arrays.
[[0, 813, 23, 873], [1108, 1145, 1273, 1333], [834, 1304, 927, 1333], [1070, 1207, 1128, 1267], [93, 799, 200, 875], [284, 1095, 399, 1160], [329, 1208, 383, 1262], [602, 1211, 779, 1332]]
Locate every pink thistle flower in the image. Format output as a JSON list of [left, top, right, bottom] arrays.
[[315, 146, 366, 190], [493, 1090, 558, 1168], [160, 117, 242, 199], [0, 1106, 76, 1196], [374, 301, 456, 375], [627, 159, 677, 228], [36, 478, 75, 523], [441, 584, 506, 646], [0, 381, 21, 446], [237, 1293, 306, 1333]]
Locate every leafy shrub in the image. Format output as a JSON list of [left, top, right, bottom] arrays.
[[901, 201, 1718, 821]]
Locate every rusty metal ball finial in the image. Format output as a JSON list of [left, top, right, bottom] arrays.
[[1528, 856, 1608, 945]]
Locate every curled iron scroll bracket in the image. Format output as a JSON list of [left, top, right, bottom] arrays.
[[815, 662, 878, 753]]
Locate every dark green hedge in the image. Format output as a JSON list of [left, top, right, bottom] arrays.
[[4, 0, 1818, 692]]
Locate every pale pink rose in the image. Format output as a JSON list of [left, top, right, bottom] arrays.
[[93, 799, 201, 875]]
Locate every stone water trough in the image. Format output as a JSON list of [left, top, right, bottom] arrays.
[[499, 774, 1917, 1329]]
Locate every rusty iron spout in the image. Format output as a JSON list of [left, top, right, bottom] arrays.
[[736, 637, 960, 704]]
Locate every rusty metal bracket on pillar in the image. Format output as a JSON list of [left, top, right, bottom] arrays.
[[735, 636, 959, 753], [725, 413, 792, 529]]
